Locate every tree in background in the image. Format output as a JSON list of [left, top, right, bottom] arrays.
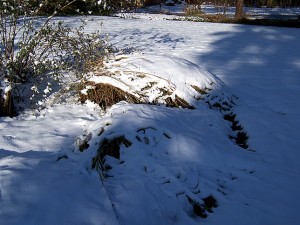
[[235, 0, 244, 19]]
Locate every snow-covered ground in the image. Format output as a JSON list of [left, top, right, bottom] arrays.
[[1, 13, 300, 225]]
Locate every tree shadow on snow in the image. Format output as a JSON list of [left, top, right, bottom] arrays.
[[109, 28, 186, 53], [195, 25, 300, 101], [193, 24, 300, 224], [0, 147, 119, 225]]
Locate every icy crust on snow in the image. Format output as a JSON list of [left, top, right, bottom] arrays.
[[75, 102, 255, 225], [86, 53, 233, 110]]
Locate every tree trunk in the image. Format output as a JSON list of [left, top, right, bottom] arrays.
[[267, 0, 273, 7], [235, 0, 244, 19], [0, 89, 15, 117]]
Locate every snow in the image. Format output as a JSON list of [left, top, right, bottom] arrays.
[[1, 10, 300, 225], [0, 104, 119, 225]]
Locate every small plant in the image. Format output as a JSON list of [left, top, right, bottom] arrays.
[[0, 0, 108, 116], [184, 5, 203, 16]]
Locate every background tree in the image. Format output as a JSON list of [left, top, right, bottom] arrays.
[[235, 0, 244, 19]]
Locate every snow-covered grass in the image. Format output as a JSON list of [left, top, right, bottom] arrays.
[[1, 13, 300, 225]]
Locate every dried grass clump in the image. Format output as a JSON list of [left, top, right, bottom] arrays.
[[191, 85, 211, 95], [184, 5, 203, 16], [165, 95, 195, 109], [225, 113, 249, 149], [79, 80, 195, 110], [202, 14, 228, 22], [85, 59, 105, 73], [79, 82, 140, 110], [92, 136, 132, 170], [76, 132, 92, 152]]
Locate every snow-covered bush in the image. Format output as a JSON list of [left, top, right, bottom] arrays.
[[0, 0, 107, 116]]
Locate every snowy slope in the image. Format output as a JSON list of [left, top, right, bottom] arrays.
[[1, 14, 300, 225]]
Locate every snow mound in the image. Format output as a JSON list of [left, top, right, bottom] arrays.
[[73, 54, 243, 224], [74, 98, 253, 224], [76, 103, 223, 224], [82, 53, 234, 111]]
